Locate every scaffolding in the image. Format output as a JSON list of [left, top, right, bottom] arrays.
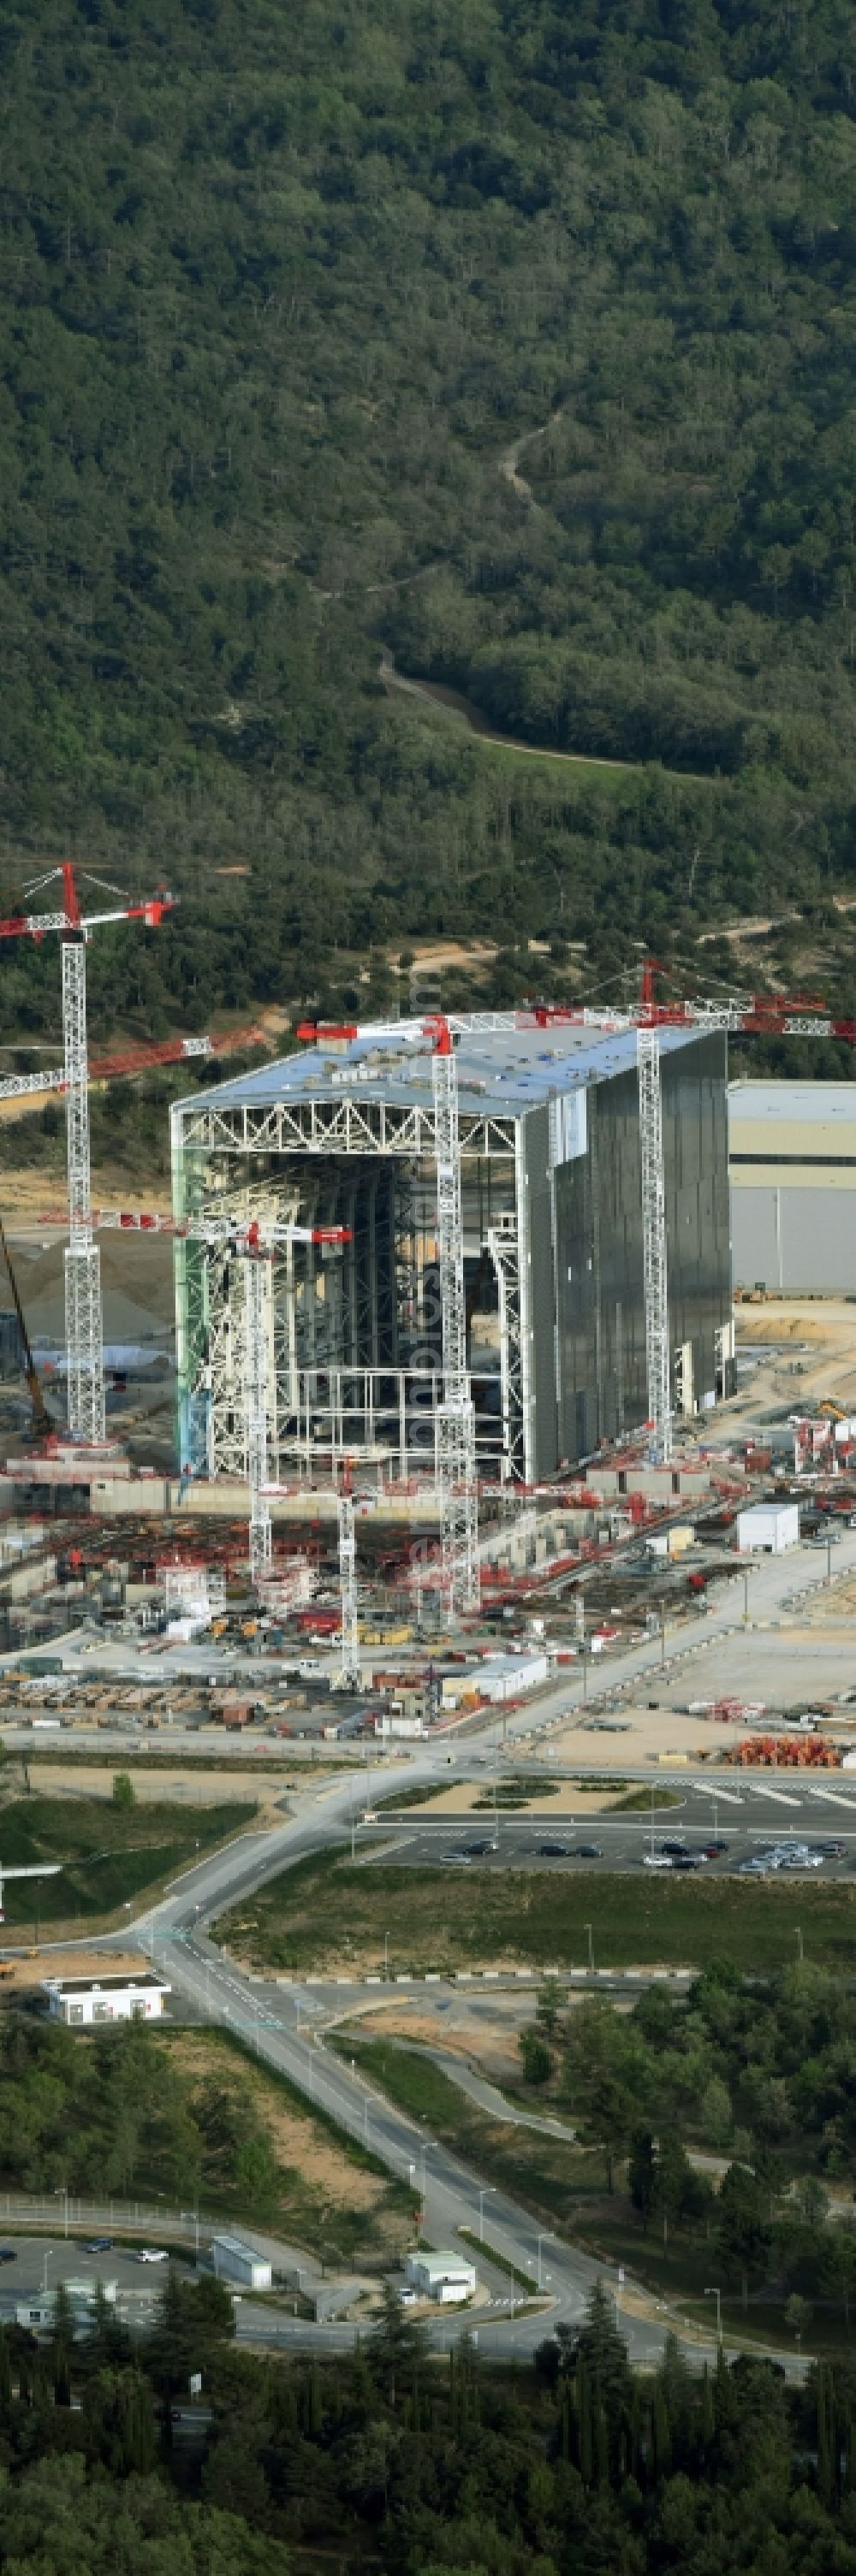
[[431, 1027, 479, 1615]]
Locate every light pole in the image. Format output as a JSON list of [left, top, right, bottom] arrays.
[[704, 2284, 722, 2345], [584, 1921, 594, 1975], [55, 2184, 68, 2241], [42, 2247, 55, 2297]]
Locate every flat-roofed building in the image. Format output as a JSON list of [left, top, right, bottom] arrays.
[[729, 1081, 856, 1294], [43, 1973, 170, 2026]]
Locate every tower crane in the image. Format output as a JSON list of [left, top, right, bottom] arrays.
[[0, 863, 174, 1445], [0, 1022, 265, 1107]]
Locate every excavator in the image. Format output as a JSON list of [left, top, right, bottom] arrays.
[[0, 1213, 54, 1444]]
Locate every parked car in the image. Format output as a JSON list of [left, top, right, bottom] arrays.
[[643, 1853, 673, 1870], [463, 1839, 493, 1856], [0, 2249, 15, 2265], [661, 1839, 688, 1856], [439, 1851, 472, 1865], [538, 1841, 569, 1858], [671, 1854, 703, 1870], [137, 2247, 169, 2264], [86, 2237, 113, 2253], [702, 1843, 729, 1859], [574, 1844, 603, 1859]]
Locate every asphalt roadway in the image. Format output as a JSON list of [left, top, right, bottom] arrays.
[[88, 1750, 799, 2374]]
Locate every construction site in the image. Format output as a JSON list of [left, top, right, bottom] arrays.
[[3, 886, 856, 1749]]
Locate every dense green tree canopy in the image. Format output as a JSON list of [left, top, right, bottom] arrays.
[[3, 0, 856, 1038]]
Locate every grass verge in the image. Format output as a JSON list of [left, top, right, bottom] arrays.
[[0, 1793, 256, 1927], [214, 1847, 856, 1977]]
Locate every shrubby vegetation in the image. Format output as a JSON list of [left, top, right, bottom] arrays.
[[3, 1, 856, 1039]]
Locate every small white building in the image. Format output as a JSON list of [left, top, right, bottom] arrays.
[[737, 1502, 800, 1555], [404, 2249, 477, 2304], [210, 2235, 272, 2292], [43, 1973, 170, 2027]]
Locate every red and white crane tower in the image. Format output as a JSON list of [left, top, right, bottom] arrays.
[[0, 862, 174, 1445]]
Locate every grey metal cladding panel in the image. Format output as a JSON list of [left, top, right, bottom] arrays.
[[661, 1033, 731, 1398], [731, 1183, 856, 1293], [729, 1187, 780, 1291], [555, 1143, 596, 1465], [523, 1104, 558, 1480]]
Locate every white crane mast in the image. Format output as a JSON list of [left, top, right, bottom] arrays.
[[0, 863, 174, 1447], [62, 937, 105, 1446], [430, 1023, 479, 1614], [337, 1486, 360, 1685], [637, 1027, 672, 1465]]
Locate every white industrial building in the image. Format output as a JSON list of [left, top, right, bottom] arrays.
[[43, 1972, 170, 2026], [729, 1081, 856, 1294], [737, 1502, 800, 1554], [171, 1013, 733, 1494], [404, 2248, 477, 2303]]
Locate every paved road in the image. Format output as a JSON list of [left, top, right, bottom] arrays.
[[120, 1762, 804, 2372]]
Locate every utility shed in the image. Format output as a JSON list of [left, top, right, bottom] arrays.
[[404, 2249, 477, 2303], [173, 1014, 732, 1485], [210, 2235, 272, 2291], [737, 1502, 800, 1554]]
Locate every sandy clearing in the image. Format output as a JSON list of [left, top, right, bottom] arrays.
[[167, 2031, 390, 2215], [0, 1945, 151, 1990]]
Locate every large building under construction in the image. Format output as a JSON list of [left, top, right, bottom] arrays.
[[171, 1016, 734, 1488]]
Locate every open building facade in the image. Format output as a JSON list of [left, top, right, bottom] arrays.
[[171, 1016, 734, 1489]]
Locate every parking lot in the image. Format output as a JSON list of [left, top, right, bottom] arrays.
[[0, 2234, 191, 2324], [364, 1775, 856, 1879]]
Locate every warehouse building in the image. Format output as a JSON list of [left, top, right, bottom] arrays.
[[171, 1017, 733, 1485], [729, 1081, 856, 1294]]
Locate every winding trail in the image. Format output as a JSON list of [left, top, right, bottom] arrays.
[[378, 651, 657, 778]]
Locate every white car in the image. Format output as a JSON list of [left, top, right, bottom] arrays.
[[643, 1852, 673, 1870], [137, 2247, 169, 2264]]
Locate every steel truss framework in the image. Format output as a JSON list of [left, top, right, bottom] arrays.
[[637, 1027, 672, 1466]]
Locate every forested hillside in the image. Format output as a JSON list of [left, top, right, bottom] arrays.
[[3, 0, 856, 1031]]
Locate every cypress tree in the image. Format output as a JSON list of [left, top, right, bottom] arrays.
[[654, 2389, 671, 2479], [595, 2399, 609, 2490], [577, 2359, 593, 2485], [0, 2327, 11, 2411]]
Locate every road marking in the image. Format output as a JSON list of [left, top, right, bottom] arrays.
[[693, 1782, 743, 1804], [805, 1785, 856, 1811], [746, 1782, 802, 1807]]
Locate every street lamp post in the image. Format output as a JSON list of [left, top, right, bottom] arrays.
[[704, 2285, 722, 2345], [55, 2184, 68, 2241]]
